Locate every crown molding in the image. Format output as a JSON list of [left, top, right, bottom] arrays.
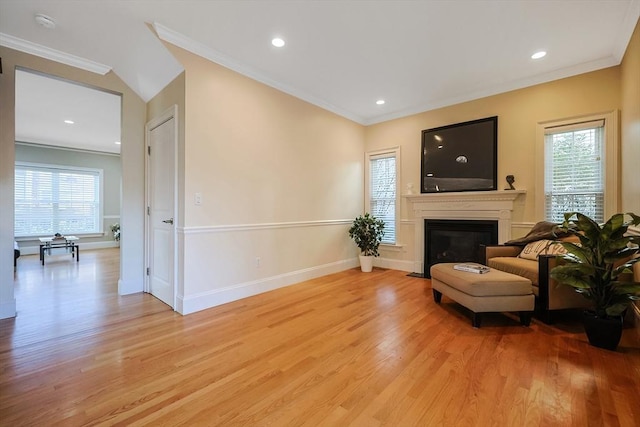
[[613, 0, 640, 62], [153, 22, 365, 125], [366, 55, 621, 125], [0, 33, 112, 75]]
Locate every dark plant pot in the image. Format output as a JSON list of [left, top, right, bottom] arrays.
[[582, 311, 623, 351]]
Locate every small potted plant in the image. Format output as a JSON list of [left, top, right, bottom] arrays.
[[110, 223, 120, 242], [348, 213, 385, 272], [551, 212, 640, 350]]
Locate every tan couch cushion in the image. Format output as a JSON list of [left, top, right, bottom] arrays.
[[430, 263, 532, 297], [487, 257, 539, 286]]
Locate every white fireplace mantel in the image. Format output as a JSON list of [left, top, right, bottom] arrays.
[[403, 190, 526, 274]]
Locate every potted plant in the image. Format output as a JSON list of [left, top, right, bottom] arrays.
[[348, 213, 385, 272], [551, 212, 640, 350], [110, 223, 120, 242]]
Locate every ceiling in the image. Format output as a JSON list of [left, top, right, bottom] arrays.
[[15, 69, 122, 154], [1, 0, 639, 152]]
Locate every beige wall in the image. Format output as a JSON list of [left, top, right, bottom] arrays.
[[621, 18, 640, 216], [0, 46, 146, 318], [162, 44, 365, 313], [365, 67, 621, 267]]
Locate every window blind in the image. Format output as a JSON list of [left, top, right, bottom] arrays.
[[15, 163, 102, 237], [370, 154, 396, 244], [544, 120, 604, 223]]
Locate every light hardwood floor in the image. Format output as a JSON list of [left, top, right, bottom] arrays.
[[2, 248, 640, 426]]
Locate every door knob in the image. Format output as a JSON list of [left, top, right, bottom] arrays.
[[162, 218, 174, 224]]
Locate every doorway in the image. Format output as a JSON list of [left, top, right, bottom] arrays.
[[14, 69, 123, 256], [13, 68, 123, 314]]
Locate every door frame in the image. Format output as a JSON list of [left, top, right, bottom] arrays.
[[144, 105, 178, 308]]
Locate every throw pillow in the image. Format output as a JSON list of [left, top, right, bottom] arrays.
[[518, 239, 567, 260]]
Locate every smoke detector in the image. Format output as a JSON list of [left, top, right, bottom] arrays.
[[35, 13, 56, 29]]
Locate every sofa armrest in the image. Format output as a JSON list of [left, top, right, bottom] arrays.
[[538, 254, 590, 312], [481, 245, 523, 264]]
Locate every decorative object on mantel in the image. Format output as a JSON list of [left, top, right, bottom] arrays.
[[348, 213, 385, 273], [551, 212, 640, 350], [505, 174, 515, 190]]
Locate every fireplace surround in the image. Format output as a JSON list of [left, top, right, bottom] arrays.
[[404, 190, 525, 275]]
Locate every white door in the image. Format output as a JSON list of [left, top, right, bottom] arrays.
[[147, 110, 176, 308]]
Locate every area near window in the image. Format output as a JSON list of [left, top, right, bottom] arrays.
[[15, 162, 103, 238], [366, 148, 400, 245], [545, 119, 604, 222], [535, 111, 618, 222]]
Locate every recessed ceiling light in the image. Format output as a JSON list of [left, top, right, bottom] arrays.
[[531, 51, 547, 59], [64, 120, 74, 124], [376, 99, 385, 105], [272, 38, 285, 48], [35, 13, 56, 30], [114, 141, 121, 145]]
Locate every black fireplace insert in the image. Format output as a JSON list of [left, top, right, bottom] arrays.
[[424, 219, 498, 278]]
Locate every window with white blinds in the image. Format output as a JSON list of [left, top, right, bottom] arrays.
[[15, 162, 103, 237], [544, 119, 604, 223], [369, 151, 397, 244]]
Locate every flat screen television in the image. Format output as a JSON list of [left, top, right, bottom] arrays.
[[421, 116, 497, 193]]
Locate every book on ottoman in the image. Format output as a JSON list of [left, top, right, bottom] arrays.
[[453, 263, 490, 274]]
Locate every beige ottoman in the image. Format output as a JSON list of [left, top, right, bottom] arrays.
[[430, 263, 534, 328]]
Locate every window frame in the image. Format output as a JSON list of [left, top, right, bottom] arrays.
[[14, 161, 104, 238], [535, 111, 618, 222], [365, 146, 401, 246]]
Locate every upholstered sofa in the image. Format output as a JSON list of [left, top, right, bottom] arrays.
[[481, 221, 594, 323], [481, 241, 590, 324]]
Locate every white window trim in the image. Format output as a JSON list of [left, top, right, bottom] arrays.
[[15, 161, 105, 237], [365, 146, 401, 245], [535, 111, 618, 221]]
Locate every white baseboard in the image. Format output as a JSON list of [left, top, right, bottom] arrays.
[[18, 240, 119, 256], [373, 257, 414, 272], [179, 257, 359, 315], [0, 298, 17, 319]]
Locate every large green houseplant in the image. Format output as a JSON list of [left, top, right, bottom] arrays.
[[348, 213, 385, 272], [551, 212, 640, 350]]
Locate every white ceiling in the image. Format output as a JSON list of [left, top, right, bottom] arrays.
[[15, 70, 122, 154], [1, 0, 639, 151]]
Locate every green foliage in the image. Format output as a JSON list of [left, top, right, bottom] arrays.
[[111, 223, 120, 241], [348, 213, 385, 257], [550, 212, 640, 317]]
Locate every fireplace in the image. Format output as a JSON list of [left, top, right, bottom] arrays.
[[404, 190, 525, 276], [424, 219, 498, 277]]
